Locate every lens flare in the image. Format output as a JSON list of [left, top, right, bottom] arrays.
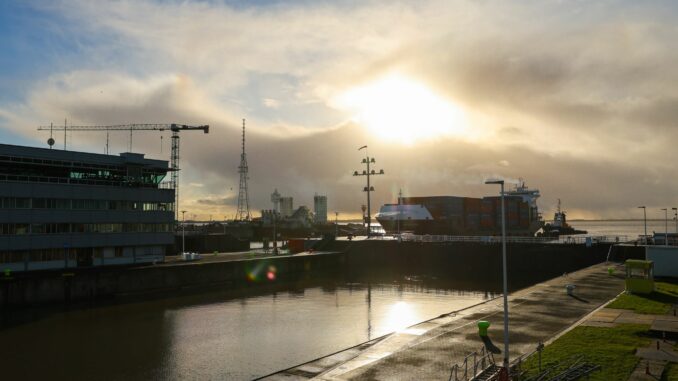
[[267, 265, 277, 281]]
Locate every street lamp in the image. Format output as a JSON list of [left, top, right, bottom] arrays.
[[485, 178, 509, 373], [638, 206, 647, 245], [673, 208, 677, 245], [272, 211, 278, 255], [181, 210, 187, 254], [661, 208, 668, 246], [353, 145, 384, 238]]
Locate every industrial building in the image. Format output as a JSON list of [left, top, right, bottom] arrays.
[[314, 194, 327, 223], [0, 143, 174, 272]]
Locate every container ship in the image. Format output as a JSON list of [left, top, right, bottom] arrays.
[[375, 181, 543, 236]]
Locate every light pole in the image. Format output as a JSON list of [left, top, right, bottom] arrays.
[[353, 145, 384, 238], [673, 208, 677, 245], [638, 206, 647, 245], [272, 211, 278, 255], [181, 210, 187, 254], [335, 211, 339, 237], [661, 208, 668, 246], [486, 179, 509, 373]]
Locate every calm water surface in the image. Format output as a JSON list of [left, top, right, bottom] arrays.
[[1, 280, 493, 380]]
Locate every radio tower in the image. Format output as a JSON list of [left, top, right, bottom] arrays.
[[235, 119, 251, 221]]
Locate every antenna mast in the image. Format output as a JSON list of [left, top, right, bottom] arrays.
[[235, 119, 251, 221]]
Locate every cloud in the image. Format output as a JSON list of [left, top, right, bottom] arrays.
[[3, 0, 678, 219], [196, 196, 236, 206]]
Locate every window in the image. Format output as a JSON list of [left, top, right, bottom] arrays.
[[15, 224, 29, 234], [15, 198, 30, 208], [31, 224, 46, 234], [0, 251, 25, 263]]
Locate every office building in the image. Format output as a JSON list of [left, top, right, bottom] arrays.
[[0, 143, 174, 272]]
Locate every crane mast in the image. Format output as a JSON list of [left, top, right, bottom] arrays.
[[37, 123, 209, 222]]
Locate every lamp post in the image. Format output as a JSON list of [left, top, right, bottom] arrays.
[[673, 208, 677, 245], [273, 211, 278, 255], [353, 146, 384, 238], [181, 210, 187, 254], [662, 208, 668, 246], [335, 211, 339, 237], [485, 179, 509, 373], [638, 206, 647, 245]]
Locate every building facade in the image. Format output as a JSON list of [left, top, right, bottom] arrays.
[[0, 144, 174, 272], [314, 194, 327, 223], [280, 197, 294, 218]]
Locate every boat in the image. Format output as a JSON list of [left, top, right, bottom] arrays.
[[375, 180, 544, 236], [538, 199, 587, 237]]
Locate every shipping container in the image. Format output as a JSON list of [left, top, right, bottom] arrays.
[[463, 197, 482, 214]]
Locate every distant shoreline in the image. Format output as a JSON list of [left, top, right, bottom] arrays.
[[568, 219, 670, 222]]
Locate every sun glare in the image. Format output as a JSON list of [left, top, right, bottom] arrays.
[[334, 74, 469, 144]]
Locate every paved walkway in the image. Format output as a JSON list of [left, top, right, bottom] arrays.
[[262, 263, 625, 381]]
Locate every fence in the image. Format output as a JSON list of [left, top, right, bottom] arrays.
[[399, 234, 629, 245]]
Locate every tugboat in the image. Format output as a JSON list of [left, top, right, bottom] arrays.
[[539, 199, 587, 237]]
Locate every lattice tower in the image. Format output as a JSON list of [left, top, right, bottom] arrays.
[[235, 119, 251, 220]]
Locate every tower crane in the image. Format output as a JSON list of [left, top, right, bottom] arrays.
[[37, 123, 209, 221]]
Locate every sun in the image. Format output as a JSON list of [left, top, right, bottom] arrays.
[[334, 73, 469, 144]]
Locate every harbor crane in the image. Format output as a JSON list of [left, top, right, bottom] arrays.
[[37, 123, 209, 221]]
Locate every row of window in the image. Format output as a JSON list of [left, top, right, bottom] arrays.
[[0, 197, 173, 211], [0, 223, 172, 235], [0, 246, 163, 263]]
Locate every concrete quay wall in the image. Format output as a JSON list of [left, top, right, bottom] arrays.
[[1, 240, 612, 306]]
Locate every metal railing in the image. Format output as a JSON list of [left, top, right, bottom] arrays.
[[448, 346, 495, 381], [399, 234, 629, 245]]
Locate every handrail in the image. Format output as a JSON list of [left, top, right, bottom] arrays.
[[399, 234, 629, 245], [448, 346, 495, 381]]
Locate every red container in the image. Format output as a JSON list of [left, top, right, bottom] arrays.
[[288, 239, 305, 254]]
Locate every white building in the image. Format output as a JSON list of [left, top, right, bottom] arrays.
[[314, 194, 327, 223], [280, 197, 294, 217], [270, 189, 281, 212]]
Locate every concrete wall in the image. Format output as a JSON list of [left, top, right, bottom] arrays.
[[0, 240, 611, 307]]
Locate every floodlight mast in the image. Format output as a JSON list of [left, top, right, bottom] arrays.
[[353, 146, 384, 237]]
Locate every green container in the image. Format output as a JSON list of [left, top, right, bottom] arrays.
[[478, 320, 490, 337]]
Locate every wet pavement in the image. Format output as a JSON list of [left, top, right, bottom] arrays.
[[262, 262, 625, 381]]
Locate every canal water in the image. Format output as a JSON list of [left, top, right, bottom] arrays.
[[0, 277, 496, 380]]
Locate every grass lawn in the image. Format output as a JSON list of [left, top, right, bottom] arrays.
[[607, 282, 678, 314], [662, 363, 678, 381], [518, 324, 651, 381]]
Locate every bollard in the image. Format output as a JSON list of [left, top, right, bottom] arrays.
[[566, 284, 576, 296], [478, 321, 490, 337]]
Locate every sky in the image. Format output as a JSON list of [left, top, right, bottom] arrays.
[[1, 0, 678, 220]]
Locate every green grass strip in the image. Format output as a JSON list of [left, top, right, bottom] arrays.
[[519, 324, 650, 381], [607, 282, 678, 314]]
